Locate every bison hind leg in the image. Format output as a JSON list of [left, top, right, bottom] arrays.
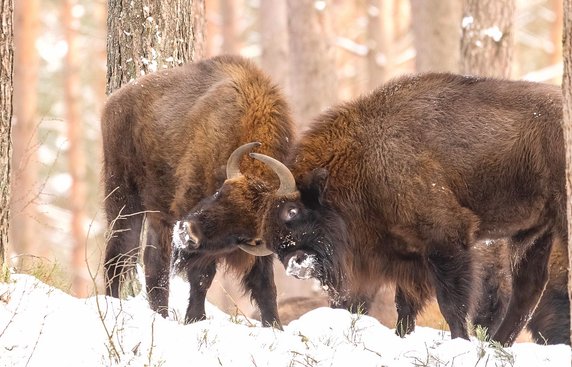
[[103, 190, 144, 299], [527, 288, 570, 345], [492, 230, 554, 346]]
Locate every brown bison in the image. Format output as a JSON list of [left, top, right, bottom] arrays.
[[224, 73, 566, 345], [101, 55, 294, 327]]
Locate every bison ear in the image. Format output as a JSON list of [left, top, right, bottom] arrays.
[[302, 168, 329, 207]]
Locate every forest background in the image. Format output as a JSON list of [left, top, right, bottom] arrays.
[[6, 0, 565, 332]]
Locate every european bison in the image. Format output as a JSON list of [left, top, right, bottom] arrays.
[[240, 73, 566, 345], [102, 55, 294, 327]]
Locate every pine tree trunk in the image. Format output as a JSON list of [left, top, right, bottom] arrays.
[[286, 0, 337, 128], [11, 0, 39, 263], [0, 0, 13, 278], [366, 0, 394, 89], [460, 0, 515, 78], [562, 0, 572, 347], [64, 0, 89, 297], [220, 0, 238, 54], [106, 0, 206, 94], [260, 0, 289, 96], [410, 0, 461, 73]]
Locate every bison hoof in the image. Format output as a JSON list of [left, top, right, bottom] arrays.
[[172, 220, 199, 250]]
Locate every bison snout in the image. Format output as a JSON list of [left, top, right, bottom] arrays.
[[284, 250, 316, 280], [172, 220, 200, 250]]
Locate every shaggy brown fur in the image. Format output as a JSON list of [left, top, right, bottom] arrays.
[[101, 55, 294, 326], [254, 73, 566, 345]]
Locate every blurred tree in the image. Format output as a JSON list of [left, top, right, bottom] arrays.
[[366, 0, 394, 89], [0, 0, 13, 278], [563, 0, 572, 346], [550, 0, 563, 66], [287, 0, 337, 127], [220, 0, 239, 54], [63, 0, 89, 297], [410, 0, 462, 73], [260, 0, 289, 95], [460, 0, 515, 77], [106, 0, 206, 95], [11, 0, 40, 265]]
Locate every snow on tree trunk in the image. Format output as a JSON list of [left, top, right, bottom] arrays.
[[563, 0, 572, 347], [106, 0, 206, 94], [0, 0, 13, 278], [410, 0, 462, 73], [460, 0, 515, 78]]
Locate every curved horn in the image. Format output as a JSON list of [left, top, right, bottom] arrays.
[[226, 142, 261, 179], [249, 153, 297, 196], [238, 243, 274, 257]]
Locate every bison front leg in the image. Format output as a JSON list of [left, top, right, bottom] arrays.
[[144, 218, 172, 318], [395, 286, 429, 337], [243, 256, 282, 329], [428, 246, 475, 340], [185, 261, 216, 323], [492, 230, 554, 346]]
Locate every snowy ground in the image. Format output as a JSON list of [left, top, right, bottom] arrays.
[[0, 274, 570, 367]]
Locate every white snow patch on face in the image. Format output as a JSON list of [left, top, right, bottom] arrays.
[[172, 221, 192, 250], [286, 253, 316, 279]]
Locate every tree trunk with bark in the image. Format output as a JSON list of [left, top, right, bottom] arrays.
[[410, 0, 462, 73], [11, 0, 39, 264], [286, 0, 337, 128], [0, 0, 13, 279], [460, 0, 515, 78], [106, 0, 206, 95], [563, 0, 572, 347]]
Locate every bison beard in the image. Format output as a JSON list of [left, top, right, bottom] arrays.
[[249, 73, 568, 346], [101, 55, 294, 328]]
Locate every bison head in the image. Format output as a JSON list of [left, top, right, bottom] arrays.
[[247, 153, 349, 292], [172, 142, 274, 257]]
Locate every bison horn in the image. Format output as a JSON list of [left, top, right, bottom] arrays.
[[238, 242, 274, 257], [249, 153, 297, 196], [226, 142, 262, 179]]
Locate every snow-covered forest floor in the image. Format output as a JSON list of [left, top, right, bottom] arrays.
[[0, 273, 570, 367]]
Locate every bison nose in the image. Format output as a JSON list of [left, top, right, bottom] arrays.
[[284, 250, 315, 280], [172, 220, 200, 250]]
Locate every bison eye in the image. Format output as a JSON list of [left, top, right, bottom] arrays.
[[281, 203, 299, 222]]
